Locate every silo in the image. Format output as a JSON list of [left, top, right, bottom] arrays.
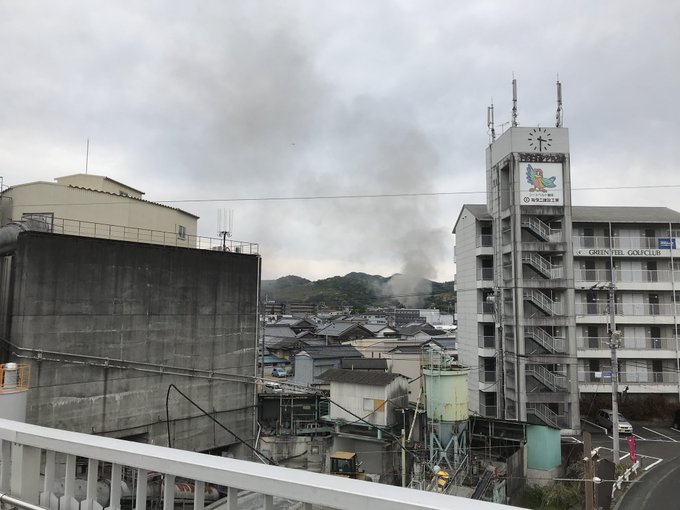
[[422, 350, 470, 478]]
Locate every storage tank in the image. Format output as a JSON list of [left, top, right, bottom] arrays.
[[0, 362, 30, 422], [423, 365, 469, 422]]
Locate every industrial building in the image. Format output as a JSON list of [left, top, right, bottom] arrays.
[[453, 108, 680, 432], [0, 173, 199, 247], [0, 177, 261, 455]]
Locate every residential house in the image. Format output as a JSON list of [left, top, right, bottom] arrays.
[[293, 346, 363, 387]]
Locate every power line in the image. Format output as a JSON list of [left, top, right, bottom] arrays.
[[5, 183, 680, 208]]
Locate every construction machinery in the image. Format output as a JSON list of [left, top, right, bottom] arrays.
[[329, 452, 365, 480]]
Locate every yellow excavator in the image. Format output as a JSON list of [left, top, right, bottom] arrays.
[[329, 451, 365, 480]]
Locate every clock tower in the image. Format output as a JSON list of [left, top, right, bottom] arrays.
[[483, 82, 579, 433]]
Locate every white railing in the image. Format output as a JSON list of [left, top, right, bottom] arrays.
[[575, 302, 676, 316], [477, 267, 494, 281], [523, 290, 563, 315], [526, 403, 557, 428], [578, 371, 679, 384], [577, 336, 677, 350], [524, 327, 565, 353], [526, 364, 567, 392], [0, 419, 512, 510], [522, 253, 564, 279], [573, 236, 677, 251], [16, 217, 259, 255], [521, 217, 562, 242], [574, 268, 675, 284]]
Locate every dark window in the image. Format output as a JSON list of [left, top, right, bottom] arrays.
[[583, 227, 594, 248], [585, 259, 596, 281], [650, 326, 661, 349], [647, 260, 658, 282], [649, 293, 659, 315], [587, 326, 599, 348]]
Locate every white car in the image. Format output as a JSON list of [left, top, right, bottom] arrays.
[[264, 381, 282, 393], [595, 409, 633, 434]]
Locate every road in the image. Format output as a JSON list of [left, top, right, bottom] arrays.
[[581, 420, 680, 509]]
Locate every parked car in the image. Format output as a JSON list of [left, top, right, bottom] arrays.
[[271, 367, 287, 378], [264, 381, 282, 393], [595, 409, 633, 434]]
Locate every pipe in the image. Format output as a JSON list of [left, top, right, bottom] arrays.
[[0, 219, 49, 256], [0, 491, 48, 510]]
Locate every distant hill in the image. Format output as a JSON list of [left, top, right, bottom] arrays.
[[261, 272, 455, 311]]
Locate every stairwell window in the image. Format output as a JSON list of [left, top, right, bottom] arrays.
[[177, 225, 186, 240]]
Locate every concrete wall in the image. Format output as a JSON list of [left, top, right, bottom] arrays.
[[5, 231, 259, 454]]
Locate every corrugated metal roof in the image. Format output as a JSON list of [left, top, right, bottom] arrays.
[[297, 346, 363, 359], [340, 358, 388, 370], [318, 368, 406, 385], [572, 206, 680, 223], [455, 204, 680, 226]]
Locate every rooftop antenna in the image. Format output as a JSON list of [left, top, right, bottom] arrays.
[[487, 101, 496, 142], [511, 77, 518, 127], [85, 138, 90, 174], [555, 78, 563, 127], [218, 209, 233, 251]]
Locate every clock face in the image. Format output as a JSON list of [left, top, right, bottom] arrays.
[[527, 127, 553, 152]]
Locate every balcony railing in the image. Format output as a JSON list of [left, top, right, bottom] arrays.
[[0, 418, 511, 510], [478, 302, 495, 314], [17, 216, 259, 255], [574, 268, 678, 283], [477, 235, 493, 248], [575, 302, 676, 316], [480, 370, 497, 383], [577, 336, 678, 350], [573, 236, 677, 251], [478, 335, 496, 348], [578, 371, 678, 384], [478, 267, 494, 281]]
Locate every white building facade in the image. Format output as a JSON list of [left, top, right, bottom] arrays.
[[454, 126, 680, 433]]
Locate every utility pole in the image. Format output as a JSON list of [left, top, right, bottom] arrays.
[[608, 282, 622, 465], [583, 431, 594, 510]]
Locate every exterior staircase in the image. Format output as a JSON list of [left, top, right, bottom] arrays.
[[526, 364, 567, 392], [523, 289, 563, 315], [521, 217, 562, 242], [522, 252, 563, 279], [524, 327, 565, 353]]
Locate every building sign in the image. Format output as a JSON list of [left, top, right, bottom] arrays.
[[658, 237, 677, 249], [575, 248, 669, 257], [520, 162, 564, 206]]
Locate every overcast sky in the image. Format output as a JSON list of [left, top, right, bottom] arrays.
[[1, 1, 679, 282]]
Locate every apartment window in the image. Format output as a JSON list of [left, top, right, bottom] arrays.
[[587, 326, 599, 349], [177, 225, 186, 240], [650, 326, 661, 349], [649, 293, 659, 315], [585, 259, 596, 281], [647, 260, 658, 282], [644, 228, 656, 248], [652, 360, 663, 383], [589, 359, 600, 382], [583, 227, 594, 248]]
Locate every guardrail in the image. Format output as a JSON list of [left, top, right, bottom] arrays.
[[0, 418, 512, 510]]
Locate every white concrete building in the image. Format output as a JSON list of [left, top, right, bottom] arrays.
[[453, 124, 680, 432]]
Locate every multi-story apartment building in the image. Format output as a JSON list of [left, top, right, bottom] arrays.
[[454, 125, 680, 433]]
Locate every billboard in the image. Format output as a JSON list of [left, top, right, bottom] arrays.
[[520, 162, 564, 206]]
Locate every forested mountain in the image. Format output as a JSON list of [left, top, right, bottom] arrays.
[[261, 272, 455, 311]]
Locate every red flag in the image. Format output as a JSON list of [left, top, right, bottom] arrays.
[[627, 435, 636, 463]]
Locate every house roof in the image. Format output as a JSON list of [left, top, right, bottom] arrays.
[[316, 321, 373, 338], [398, 323, 446, 337], [426, 338, 457, 350], [296, 345, 363, 359], [318, 368, 406, 386], [340, 358, 388, 370], [363, 324, 396, 334]]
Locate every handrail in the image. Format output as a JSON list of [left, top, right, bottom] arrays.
[[0, 418, 513, 510]]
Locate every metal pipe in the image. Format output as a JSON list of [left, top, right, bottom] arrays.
[[0, 491, 49, 510]]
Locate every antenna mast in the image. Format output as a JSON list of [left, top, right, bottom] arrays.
[[85, 138, 90, 174], [218, 209, 234, 251], [487, 102, 496, 142], [555, 79, 563, 127], [511, 77, 518, 127]]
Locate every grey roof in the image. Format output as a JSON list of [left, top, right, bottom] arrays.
[[454, 204, 680, 230], [316, 321, 373, 338], [427, 338, 457, 350], [296, 345, 363, 360], [318, 368, 406, 386], [388, 344, 428, 354], [363, 324, 396, 334], [398, 323, 446, 337], [264, 324, 298, 339], [341, 358, 388, 370], [572, 206, 680, 224]]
